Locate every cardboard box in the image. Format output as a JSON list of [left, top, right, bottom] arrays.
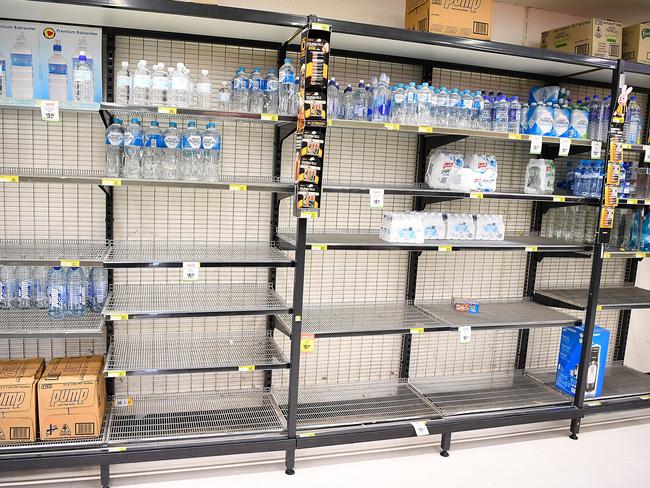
[[623, 22, 650, 65], [555, 325, 610, 398], [0, 358, 45, 442], [405, 0, 493, 41], [541, 19, 622, 60], [38, 356, 106, 440]]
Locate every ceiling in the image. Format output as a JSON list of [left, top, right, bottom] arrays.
[[498, 0, 650, 26]]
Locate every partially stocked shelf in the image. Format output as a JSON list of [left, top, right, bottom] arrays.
[[0, 239, 108, 266], [0, 309, 104, 338], [534, 286, 650, 311]]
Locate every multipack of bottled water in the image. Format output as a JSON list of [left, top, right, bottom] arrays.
[[425, 150, 498, 193]]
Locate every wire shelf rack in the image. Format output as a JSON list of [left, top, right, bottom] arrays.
[[411, 371, 571, 416], [0, 309, 104, 338], [105, 331, 288, 375], [107, 390, 286, 444], [534, 286, 650, 311], [103, 283, 290, 319], [105, 241, 293, 268], [0, 98, 100, 112], [274, 380, 441, 430], [0, 239, 108, 266]]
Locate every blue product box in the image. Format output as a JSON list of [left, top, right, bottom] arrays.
[[555, 325, 610, 398]]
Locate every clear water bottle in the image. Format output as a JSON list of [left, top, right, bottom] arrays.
[[33, 266, 48, 309], [151, 63, 169, 106], [196, 69, 212, 109], [416, 82, 433, 126], [180, 121, 202, 181], [351, 81, 367, 121], [170, 62, 189, 107], [0, 51, 5, 98], [10, 33, 34, 99], [624, 95, 641, 144], [0, 265, 15, 309], [263, 68, 279, 114], [372, 73, 390, 123], [72, 37, 93, 71], [342, 84, 354, 120], [47, 266, 65, 318], [72, 51, 93, 103], [459, 89, 473, 128], [520, 102, 529, 134], [185, 68, 195, 107], [66, 267, 86, 317], [508, 96, 521, 134], [115, 61, 132, 105], [366, 76, 378, 121], [470, 90, 483, 129], [142, 120, 164, 179], [588, 95, 601, 141], [327, 78, 340, 119], [447, 88, 461, 128], [479, 96, 493, 131], [105, 117, 124, 177], [404, 82, 418, 125], [89, 267, 108, 313], [389, 83, 405, 123], [15, 266, 33, 309], [590, 161, 604, 198], [492, 95, 509, 133], [122, 117, 144, 178], [48, 41, 68, 101], [232, 67, 250, 112], [131, 60, 151, 105], [278, 58, 295, 116], [291, 77, 300, 115], [248, 67, 264, 113], [599, 96, 611, 142], [162, 121, 180, 180], [202, 122, 221, 182], [434, 87, 449, 127], [217, 80, 231, 111]]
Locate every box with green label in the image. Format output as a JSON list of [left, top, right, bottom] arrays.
[[622, 22, 650, 65], [541, 19, 622, 60]]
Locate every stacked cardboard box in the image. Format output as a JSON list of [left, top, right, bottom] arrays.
[[0, 358, 45, 442]]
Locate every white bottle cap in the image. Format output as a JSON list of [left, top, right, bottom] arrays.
[[79, 50, 86, 56], [168, 67, 174, 73], [201, 69, 208, 75], [177, 62, 184, 69], [122, 61, 129, 68], [159, 63, 165, 69], [138, 60, 146, 67]]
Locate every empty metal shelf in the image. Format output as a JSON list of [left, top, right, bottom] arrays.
[[0, 239, 108, 265], [107, 390, 286, 444], [274, 380, 441, 430], [0, 309, 104, 338], [534, 287, 650, 310], [411, 371, 571, 416], [103, 283, 290, 319], [105, 332, 288, 375]]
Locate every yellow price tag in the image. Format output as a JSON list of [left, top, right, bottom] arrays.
[[552, 196, 566, 202], [60, 259, 80, 267], [238, 365, 256, 372], [106, 370, 127, 378], [418, 126, 433, 133], [229, 184, 248, 191], [110, 314, 129, 321], [603, 252, 612, 259], [586, 401, 602, 407], [101, 178, 122, 186], [438, 245, 452, 252], [640, 395, 650, 400], [158, 106, 177, 114], [311, 244, 328, 251], [628, 199, 639, 204], [327, 119, 333, 126], [299, 432, 316, 438], [508, 133, 522, 140], [470, 192, 484, 199], [300, 334, 315, 353], [300, 211, 318, 219], [622, 143, 632, 149], [113, 397, 134, 407], [0, 175, 19, 183], [410, 328, 424, 334], [261, 113, 279, 121], [311, 22, 331, 31], [108, 447, 128, 453], [636, 252, 646, 258], [525, 246, 538, 252], [384, 123, 400, 131], [596, 305, 603, 311]]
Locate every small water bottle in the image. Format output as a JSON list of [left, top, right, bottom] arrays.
[[170, 62, 190, 107], [263, 68, 279, 114], [122, 117, 144, 178], [479, 96, 492, 131], [47, 266, 66, 318], [72, 51, 93, 102], [216, 80, 232, 111], [48, 41, 68, 101], [196, 69, 212, 109], [588, 95, 601, 141], [460, 89, 473, 128], [132, 60, 151, 105], [15, 266, 34, 309], [278, 58, 295, 116], [342, 84, 353, 120], [372, 73, 390, 123], [434, 87, 449, 127], [351, 81, 367, 121], [493, 96, 510, 133], [202, 122, 221, 182], [508, 96, 521, 134], [0, 265, 15, 309], [105, 117, 124, 177], [447, 88, 461, 128], [162, 121, 180, 180], [180, 121, 202, 181], [416, 82, 433, 126], [33, 266, 48, 309], [89, 267, 108, 313], [404, 82, 418, 125], [142, 120, 164, 179], [248, 67, 264, 113], [232, 67, 250, 112], [66, 267, 86, 317], [115, 61, 132, 104]]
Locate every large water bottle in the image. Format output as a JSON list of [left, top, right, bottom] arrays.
[[264, 68, 279, 114], [599, 96, 611, 142], [0, 51, 5, 98], [470, 90, 483, 129], [416, 82, 433, 126], [216, 80, 231, 111], [0, 266, 15, 309], [624, 95, 641, 144], [142, 120, 164, 179], [372, 73, 391, 123], [351, 81, 367, 121], [493, 96, 509, 133], [202, 122, 221, 182], [169, 63, 188, 107], [232, 67, 250, 112], [327, 78, 340, 119], [115, 61, 132, 105], [89, 267, 108, 313], [185, 68, 195, 107], [446, 88, 461, 128], [15, 266, 33, 309], [434, 87, 449, 127], [479, 96, 493, 131], [459, 89, 473, 128], [105, 118, 124, 177], [47, 266, 65, 318], [389, 83, 406, 123], [291, 77, 300, 115], [181, 121, 202, 181], [33, 266, 48, 309], [10, 33, 33, 99], [366, 76, 378, 121], [48, 41, 68, 101], [588, 95, 601, 141], [248, 67, 264, 113], [72, 52, 93, 102], [403, 82, 418, 125], [66, 267, 86, 317], [278, 58, 295, 116], [150, 63, 169, 106], [508, 96, 521, 134], [162, 121, 180, 180], [195, 69, 212, 109], [520, 102, 529, 134], [341, 84, 353, 120], [122, 117, 144, 178], [131, 60, 150, 105]]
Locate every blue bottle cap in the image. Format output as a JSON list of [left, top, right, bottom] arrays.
[[79, 54, 87, 62], [169, 121, 177, 127], [131, 117, 140, 124], [284, 58, 291, 64], [151, 120, 159, 127], [113, 118, 122, 124], [206, 122, 215, 128], [187, 120, 197, 127], [53, 43, 62, 52]]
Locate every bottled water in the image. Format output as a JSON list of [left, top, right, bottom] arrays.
[[0, 51, 5, 98], [434, 87, 449, 127], [0, 265, 15, 309], [72, 37, 93, 71], [66, 267, 86, 317], [185, 68, 195, 107], [478, 96, 493, 131], [249, 67, 264, 113], [115, 61, 132, 105], [372, 73, 390, 123], [278, 58, 295, 116], [194, 69, 212, 109], [470, 91, 483, 129], [590, 161, 604, 198], [366, 76, 378, 120], [48, 41, 68, 101], [520, 102, 529, 134], [170, 63, 189, 107], [599, 96, 611, 142], [72, 52, 93, 102], [11, 33, 34, 99], [47, 266, 65, 318], [416, 82, 433, 126], [216, 80, 231, 111], [264, 68, 279, 114], [291, 78, 300, 115], [162, 121, 180, 180], [132, 60, 151, 105], [624, 95, 641, 144], [105, 118, 124, 177], [151, 63, 169, 106], [460, 89, 473, 128], [492, 95, 509, 132], [327, 78, 340, 119], [342, 84, 353, 120], [404, 82, 418, 125], [122, 117, 144, 178], [180, 121, 202, 181], [15, 266, 33, 309], [142, 120, 164, 179], [33, 266, 48, 309], [588, 95, 601, 141], [389, 83, 406, 124], [351, 81, 367, 121], [507, 96, 521, 133], [447, 88, 461, 128], [89, 267, 108, 313], [232, 67, 250, 112], [201, 122, 221, 182]]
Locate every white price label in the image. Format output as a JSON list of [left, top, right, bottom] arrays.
[[644, 146, 650, 164], [40, 100, 60, 122], [591, 141, 602, 159], [530, 135, 543, 155], [411, 421, 429, 436], [559, 138, 571, 157], [182, 261, 200, 282], [459, 325, 471, 343], [369, 188, 384, 208]]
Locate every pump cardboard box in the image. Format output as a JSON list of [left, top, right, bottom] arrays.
[[0, 358, 44, 442], [405, 0, 493, 41], [622, 22, 650, 65], [38, 356, 106, 440], [541, 19, 622, 60]]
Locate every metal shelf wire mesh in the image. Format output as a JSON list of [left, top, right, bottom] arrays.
[[534, 286, 650, 310], [106, 331, 288, 375], [274, 380, 441, 430], [103, 283, 290, 319], [0, 309, 104, 337], [107, 390, 286, 444], [0, 239, 108, 265]]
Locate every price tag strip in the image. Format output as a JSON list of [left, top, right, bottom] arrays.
[[40, 100, 60, 122], [529, 135, 543, 154], [558, 138, 571, 157]]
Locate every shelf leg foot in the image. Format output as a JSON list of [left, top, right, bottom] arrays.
[[285, 447, 296, 475], [569, 418, 580, 440], [100, 464, 110, 488], [440, 432, 451, 457]]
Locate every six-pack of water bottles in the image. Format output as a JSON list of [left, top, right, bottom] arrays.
[[0, 265, 107, 317]]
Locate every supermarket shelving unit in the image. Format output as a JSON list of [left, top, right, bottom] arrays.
[[1, 1, 650, 486]]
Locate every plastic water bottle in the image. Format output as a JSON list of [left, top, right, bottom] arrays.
[[202, 122, 221, 182], [0, 51, 5, 98], [340, 84, 352, 120], [142, 120, 164, 179], [434, 87, 449, 127], [150, 63, 169, 106], [460, 89, 473, 128], [162, 121, 180, 180], [105, 118, 124, 177], [72, 52, 93, 102], [327, 78, 340, 119], [624, 96, 641, 144], [351, 81, 367, 121], [366, 76, 378, 121], [470, 90, 483, 129], [588, 95, 601, 141], [131, 60, 150, 105], [15, 266, 33, 309], [195, 69, 212, 109], [185, 68, 195, 107], [590, 161, 604, 198], [416, 82, 433, 126], [278, 58, 295, 116], [10, 33, 33, 99], [264, 68, 279, 114], [390, 83, 406, 123], [89, 267, 108, 313], [115, 61, 132, 105], [599, 96, 611, 142], [479, 96, 493, 131], [47, 266, 65, 318], [446, 88, 461, 128], [66, 267, 86, 317], [48, 41, 68, 101], [520, 102, 529, 134], [291, 77, 300, 115], [181, 121, 202, 181], [507, 96, 521, 134], [248, 67, 264, 113], [232, 67, 250, 112], [33, 266, 48, 309], [216, 80, 231, 111], [0, 266, 15, 309], [372, 73, 391, 123], [72, 38, 93, 71], [122, 117, 144, 178], [492, 96, 509, 132], [404, 82, 418, 125], [170, 63, 189, 108]]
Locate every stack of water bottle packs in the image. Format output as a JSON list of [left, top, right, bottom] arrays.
[[0, 266, 107, 318], [425, 151, 498, 192], [380, 212, 505, 244]]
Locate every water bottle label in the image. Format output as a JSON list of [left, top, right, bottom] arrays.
[[197, 82, 211, 94], [134, 73, 151, 88], [19, 281, 31, 300], [74, 69, 92, 81], [73, 57, 94, 70], [463, 99, 473, 109], [164, 134, 180, 148], [407, 92, 417, 103], [218, 92, 230, 102], [182, 134, 202, 149], [280, 72, 295, 84], [124, 131, 143, 147], [353, 105, 365, 118], [393, 93, 405, 104], [117, 75, 132, 87], [417, 93, 430, 103], [202, 134, 217, 149], [152, 77, 167, 90], [145, 134, 164, 147], [106, 132, 124, 146], [80, 286, 86, 305], [11, 53, 32, 67], [266, 79, 279, 92], [48, 63, 67, 75], [51, 287, 62, 309], [0, 282, 5, 301]]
